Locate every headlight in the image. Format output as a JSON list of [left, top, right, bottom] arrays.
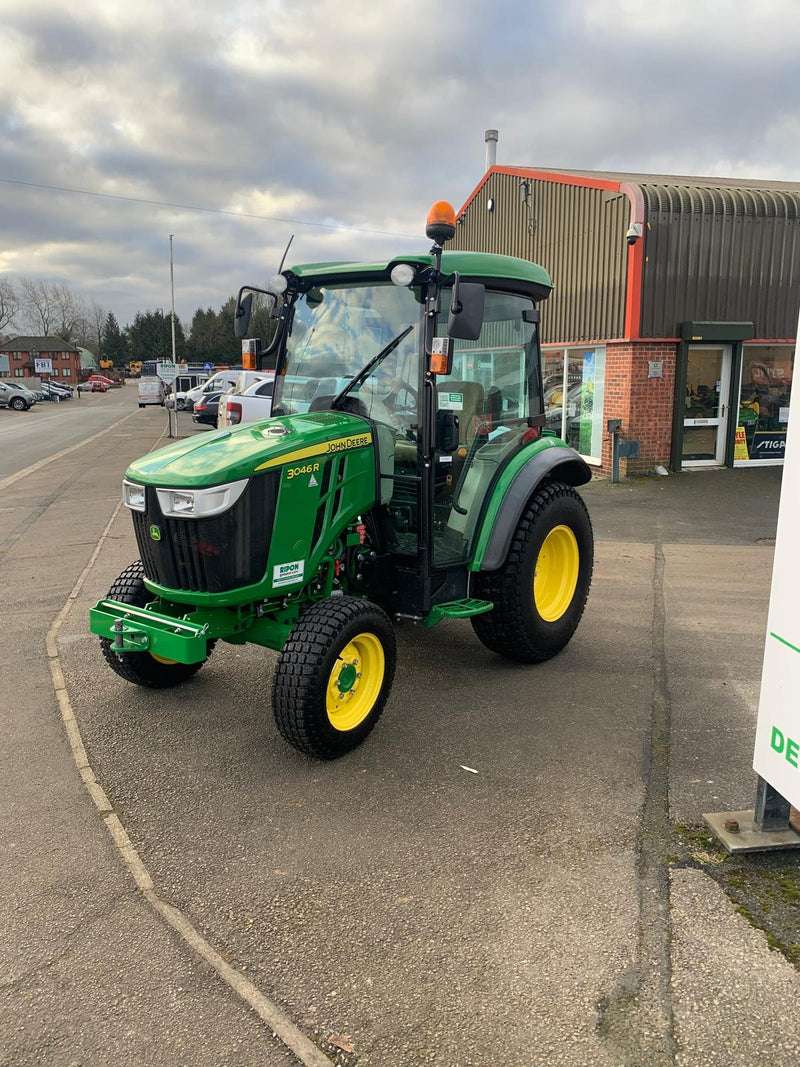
[[122, 480, 146, 512], [155, 478, 249, 519], [168, 490, 195, 514]]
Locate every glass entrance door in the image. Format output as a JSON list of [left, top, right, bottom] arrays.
[[682, 345, 732, 467]]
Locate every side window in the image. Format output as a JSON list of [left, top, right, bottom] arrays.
[[433, 291, 540, 567]]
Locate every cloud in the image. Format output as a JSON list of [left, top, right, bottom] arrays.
[[1, 0, 798, 330]]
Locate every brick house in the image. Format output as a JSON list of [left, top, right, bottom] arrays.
[[452, 159, 800, 475], [0, 336, 82, 386]]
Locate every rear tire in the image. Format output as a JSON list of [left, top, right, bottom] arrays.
[[472, 481, 593, 663], [99, 560, 215, 688], [273, 596, 396, 759]]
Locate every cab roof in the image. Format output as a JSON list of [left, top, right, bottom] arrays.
[[287, 251, 554, 301]]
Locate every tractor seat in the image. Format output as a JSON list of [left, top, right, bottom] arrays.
[[435, 380, 486, 447]]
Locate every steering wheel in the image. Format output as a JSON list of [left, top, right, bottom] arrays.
[[382, 382, 418, 412]]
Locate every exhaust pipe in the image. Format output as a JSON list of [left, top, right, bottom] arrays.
[[485, 129, 498, 170]]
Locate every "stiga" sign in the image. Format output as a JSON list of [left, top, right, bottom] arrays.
[[751, 432, 787, 460]]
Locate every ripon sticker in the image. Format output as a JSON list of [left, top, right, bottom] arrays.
[[439, 392, 464, 411], [273, 559, 305, 587]]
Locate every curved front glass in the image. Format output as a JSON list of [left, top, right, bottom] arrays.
[[272, 282, 422, 434]]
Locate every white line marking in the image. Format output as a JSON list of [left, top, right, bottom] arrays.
[[0, 410, 138, 491], [45, 435, 334, 1067]]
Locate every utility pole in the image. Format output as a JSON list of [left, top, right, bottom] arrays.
[[167, 235, 179, 438]]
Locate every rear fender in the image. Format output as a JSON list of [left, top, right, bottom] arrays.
[[471, 444, 592, 572]]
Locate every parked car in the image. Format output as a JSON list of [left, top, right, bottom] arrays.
[[191, 391, 225, 426], [183, 368, 245, 411], [78, 380, 108, 393], [217, 371, 275, 428], [6, 381, 42, 403], [41, 380, 73, 400], [88, 374, 120, 388], [137, 376, 166, 407], [0, 381, 34, 410]]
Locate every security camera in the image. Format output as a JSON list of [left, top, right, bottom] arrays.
[[626, 223, 643, 245]]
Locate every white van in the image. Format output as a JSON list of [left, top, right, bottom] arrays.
[[217, 371, 275, 429], [138, 377, 166, 408], [183, 368, 244, 412]]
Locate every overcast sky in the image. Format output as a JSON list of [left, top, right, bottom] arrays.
[[1, 0, 799, 333]]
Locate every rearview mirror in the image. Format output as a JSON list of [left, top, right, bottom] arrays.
[[447, 279, 485, 340], [234, 291, 253, 339]]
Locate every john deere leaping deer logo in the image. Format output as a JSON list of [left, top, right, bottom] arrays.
[[149, 524, 162, 542]]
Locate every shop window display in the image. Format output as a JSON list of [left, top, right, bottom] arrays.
[[542, 346, 606, 462], [735, 346, 793, 465]]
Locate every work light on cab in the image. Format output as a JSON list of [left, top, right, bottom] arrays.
[[390, 263, 416, 287], [425, 200, 457, 244]]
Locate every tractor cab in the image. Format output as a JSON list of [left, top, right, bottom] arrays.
[[237, 203, 564, 619]]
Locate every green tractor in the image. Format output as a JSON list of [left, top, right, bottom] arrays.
[[90, 201, 594, 759]]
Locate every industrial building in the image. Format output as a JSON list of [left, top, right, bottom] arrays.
[[452, 136, 800, 474]]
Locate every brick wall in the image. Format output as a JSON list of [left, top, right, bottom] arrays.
[[601, 342, 677, 475]]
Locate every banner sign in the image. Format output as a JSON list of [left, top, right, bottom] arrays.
[[157, 361, 177, 383], [34, 358, 52, 373], [751, 431, 787, 461], [753, 315, 800, 808], [734, 425, 750, 461]]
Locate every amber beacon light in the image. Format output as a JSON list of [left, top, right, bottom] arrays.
[[425, 200, 457, 244]]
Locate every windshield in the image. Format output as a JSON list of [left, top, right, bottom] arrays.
[[272, 281, 422, 431]]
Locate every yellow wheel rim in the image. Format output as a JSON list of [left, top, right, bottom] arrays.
[[150, 653, 178, 665], [534, 525, 580, 622], [326, 632, 385, 732]]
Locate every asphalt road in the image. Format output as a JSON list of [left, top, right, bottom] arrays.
[[0, 386, 143, 479], [2, 390, 799, 1065]]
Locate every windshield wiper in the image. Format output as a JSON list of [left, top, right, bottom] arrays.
[[330, 325, 414, 411]]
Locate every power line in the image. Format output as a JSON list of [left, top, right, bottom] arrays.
[[0, 176, 420, 240]]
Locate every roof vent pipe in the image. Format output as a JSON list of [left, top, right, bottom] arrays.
[[485, 129, 498, 171]]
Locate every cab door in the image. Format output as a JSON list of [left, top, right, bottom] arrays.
[[432, 291, 543, 566]]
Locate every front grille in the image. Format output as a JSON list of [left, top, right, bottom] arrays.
[[132, 474, 278, 593]]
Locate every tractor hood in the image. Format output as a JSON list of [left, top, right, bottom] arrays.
[[126, 410, 373, 488]]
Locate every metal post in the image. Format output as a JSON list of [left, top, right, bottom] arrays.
[[169, 235, 178, 439], [607, 419, 622, 483], [754, 775, 791, 832]]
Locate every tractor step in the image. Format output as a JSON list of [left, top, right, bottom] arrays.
[[422, 598, 494, 627]]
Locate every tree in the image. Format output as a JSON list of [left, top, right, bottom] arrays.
[[102, 312, 128, 365], [0, 277, 19, 334], [126, 310, 186, 362], [18, 277, 86, 342], [187, 307, 227, 363]]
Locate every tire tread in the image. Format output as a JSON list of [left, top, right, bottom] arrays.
[[472, 481, 593, 663]]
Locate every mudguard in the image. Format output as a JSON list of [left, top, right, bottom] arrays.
[[471, 441, 592, 572]]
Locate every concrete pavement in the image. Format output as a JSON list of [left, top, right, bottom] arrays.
[[2, 392, 799, 1065]]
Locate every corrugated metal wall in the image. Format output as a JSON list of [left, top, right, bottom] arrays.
[[452, 173, 629, 344], [640, 185, 800, 338]]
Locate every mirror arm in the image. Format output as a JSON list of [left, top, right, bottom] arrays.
[[450, 271, 462, 315]]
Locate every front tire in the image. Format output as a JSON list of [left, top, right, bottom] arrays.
[[273, 596, 396, 759], [99, 560, 214, 688], [10, 397, 26, 411], [472, 481, 593, 663]]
